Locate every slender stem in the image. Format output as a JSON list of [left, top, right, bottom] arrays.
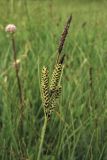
[[11, 34, 23, 107], [37, 116, 47, 160], [11, 34, 24, 135]]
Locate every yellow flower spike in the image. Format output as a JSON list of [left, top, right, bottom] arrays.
[[41, 67, 50, 118], [50, 64, 63, 93], [50, 86, 62, 111]]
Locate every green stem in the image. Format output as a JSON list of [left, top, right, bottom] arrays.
[[37, 116, 47, 160]]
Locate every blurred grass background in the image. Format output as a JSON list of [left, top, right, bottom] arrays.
[[0, 0, 107, 159]]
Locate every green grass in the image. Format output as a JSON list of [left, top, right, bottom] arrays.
[[0, 0, 107, 159]]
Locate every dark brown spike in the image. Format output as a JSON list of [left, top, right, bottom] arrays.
[[57, 15, 72, 57]]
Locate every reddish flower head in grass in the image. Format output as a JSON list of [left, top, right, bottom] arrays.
[[5, 24, 16, 33]]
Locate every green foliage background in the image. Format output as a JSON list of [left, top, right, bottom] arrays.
[[0, 0, 107, 159]]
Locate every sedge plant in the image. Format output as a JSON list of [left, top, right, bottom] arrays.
[[37, 15, 72, 160]]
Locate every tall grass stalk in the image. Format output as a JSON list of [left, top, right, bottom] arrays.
[[11, 33, 25, 158], [11, 35, 23, 108], [37, 116, 47, 160]]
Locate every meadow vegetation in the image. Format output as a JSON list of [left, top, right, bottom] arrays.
[[0, 0, 107, 159]]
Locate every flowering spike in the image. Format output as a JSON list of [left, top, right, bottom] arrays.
[[50, 64, 63, 92], [41, 67, 50, 119], [58, 15, 72, 55]]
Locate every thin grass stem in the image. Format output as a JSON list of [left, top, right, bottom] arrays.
[[37, 116, 47, 160]]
